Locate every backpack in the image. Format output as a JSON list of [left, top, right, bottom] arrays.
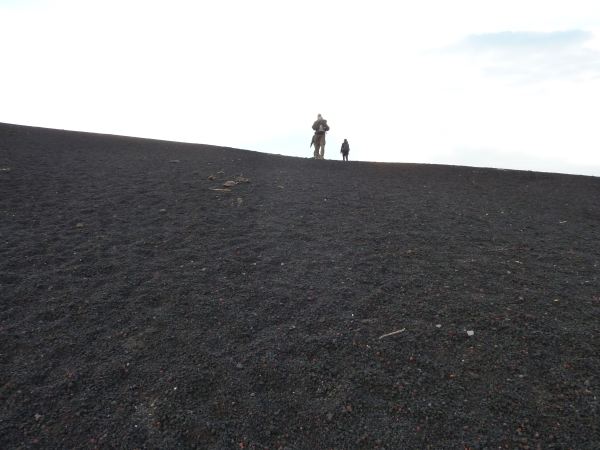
[[315, 120, 328, 134]]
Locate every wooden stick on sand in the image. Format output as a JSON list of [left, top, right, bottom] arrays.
[[378, 328, 406, 339]]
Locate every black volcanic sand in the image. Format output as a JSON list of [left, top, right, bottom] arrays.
[[1, 123, 600, 449]]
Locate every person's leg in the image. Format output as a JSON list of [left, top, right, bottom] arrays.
[[314, 135, 323, 158], [319, 136, 326, 159]]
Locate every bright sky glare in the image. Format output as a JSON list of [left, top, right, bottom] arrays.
[[2, 0, 600, 176]]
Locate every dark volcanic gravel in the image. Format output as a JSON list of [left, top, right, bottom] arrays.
[[1, 122, 600, 449]]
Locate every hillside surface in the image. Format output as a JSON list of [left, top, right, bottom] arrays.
[[1, 123, 600, 449]]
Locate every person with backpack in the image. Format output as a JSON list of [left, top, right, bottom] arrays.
[[311, 114, 330, 159], [340, 138, 350, 161]]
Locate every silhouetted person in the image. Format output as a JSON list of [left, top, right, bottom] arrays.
[[311, 114, 329, 159], [340, 139, 350, 161]]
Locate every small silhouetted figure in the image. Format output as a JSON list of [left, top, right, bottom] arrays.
[[311, 114, 329, 159], [340, 139, 350, 161]]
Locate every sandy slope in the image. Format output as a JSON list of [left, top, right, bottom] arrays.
[[1, 123, 600, 449]]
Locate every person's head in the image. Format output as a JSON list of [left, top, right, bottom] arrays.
[[317, 114, 323, 120], [344, 138, 348, 142]]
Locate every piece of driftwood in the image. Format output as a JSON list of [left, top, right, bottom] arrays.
[[378, 328, 406, 339]]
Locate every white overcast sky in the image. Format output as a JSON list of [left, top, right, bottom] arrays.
[[2, 0, 600, 176]]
